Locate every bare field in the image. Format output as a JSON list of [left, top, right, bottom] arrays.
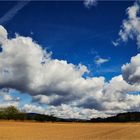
[[0, 121, 140, 140]]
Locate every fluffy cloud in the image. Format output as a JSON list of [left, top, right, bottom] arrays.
[[114, 2, 140, 48], [122, 53, 140, 85], [22, 104, 109, 120], [0, 25, 105, 107], [0, 25, 7, 44], [33, 74, 140, 118], [113, 1, 140, 85], [102, 75, 140, 111], [0, 89, 20, 107], [1, 25, 140, 119]]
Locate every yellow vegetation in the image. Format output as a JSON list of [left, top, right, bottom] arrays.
[[0, 121, 140, 140]]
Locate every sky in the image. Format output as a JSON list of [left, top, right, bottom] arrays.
[[0, 0, 140, 119]]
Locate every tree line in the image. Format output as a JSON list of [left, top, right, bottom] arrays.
[[1, 106, 140, 122], [0, 106, 58, 122]]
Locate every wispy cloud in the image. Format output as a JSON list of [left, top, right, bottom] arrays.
[[112, 41, 119, 47], [0, 1, 30, 24], [94, 56, 110, 65], [84, 0, 97, 9]]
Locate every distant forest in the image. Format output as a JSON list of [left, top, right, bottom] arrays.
[[1, 106, 140, 122], [0, 106, 58, 122]]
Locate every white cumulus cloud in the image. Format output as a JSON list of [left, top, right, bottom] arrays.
[[122, 53, 140, 85], [114, 2, 140, 48], [0, 25, 140, 119]]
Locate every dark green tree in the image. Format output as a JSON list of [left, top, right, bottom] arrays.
[[4, 106, 19, 120]]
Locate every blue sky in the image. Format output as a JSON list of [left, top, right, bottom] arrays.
[[1, 1, 137, 79], [0, 1, 140, 119]]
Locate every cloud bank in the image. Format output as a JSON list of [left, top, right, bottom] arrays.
[[0, 24, 140, 119]]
